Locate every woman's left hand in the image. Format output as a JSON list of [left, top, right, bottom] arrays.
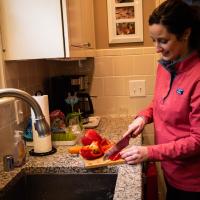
[[120, 145, 148, 164]]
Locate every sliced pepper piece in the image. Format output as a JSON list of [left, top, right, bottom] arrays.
[[101, 143, 114, 153], [100, 138, 114, 153]]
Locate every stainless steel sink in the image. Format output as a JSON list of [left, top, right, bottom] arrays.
[[0, 173, 117, 200]]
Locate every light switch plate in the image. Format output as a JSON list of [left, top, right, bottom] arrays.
[[129, 80, 146, 97]]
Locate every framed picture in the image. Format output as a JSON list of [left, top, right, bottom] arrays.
[[107, 0, 143, 44]]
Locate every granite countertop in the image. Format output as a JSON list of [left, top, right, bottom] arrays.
[[0, 116, 142, 200]]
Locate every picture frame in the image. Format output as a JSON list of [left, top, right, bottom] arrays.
[[107, 0, 143, 44]]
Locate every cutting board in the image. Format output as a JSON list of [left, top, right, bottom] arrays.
[[83, 116, 101, 128], [81, 156, 125, 169]]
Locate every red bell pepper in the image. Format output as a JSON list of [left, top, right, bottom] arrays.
[[81, 129, 102, 146], [80, 141, 103, 160]]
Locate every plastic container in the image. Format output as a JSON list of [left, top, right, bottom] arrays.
[[13, 130, 26, 167], [68, 113, 83, 145], [52, 127, 78, 146]]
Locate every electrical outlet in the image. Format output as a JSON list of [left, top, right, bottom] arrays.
[[14, 100, 24, 124], [129, 80, 146, 97]]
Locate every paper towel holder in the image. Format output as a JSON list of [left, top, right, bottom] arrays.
[[29, 147, 57, 156], [35, 90, 43, 96]]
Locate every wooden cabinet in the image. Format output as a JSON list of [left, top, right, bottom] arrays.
[[63, 0, 96, 58], [0, 0, 95, 60]]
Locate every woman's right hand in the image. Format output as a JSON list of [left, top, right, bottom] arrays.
[[123, 116, 146, 138]]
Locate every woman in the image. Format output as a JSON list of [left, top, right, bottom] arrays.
[[120, 0, 200, 199]]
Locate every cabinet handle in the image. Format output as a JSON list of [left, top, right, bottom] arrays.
[[71, 42, 91, 48]]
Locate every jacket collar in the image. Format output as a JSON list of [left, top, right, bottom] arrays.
[[159, 51, 199, 74]]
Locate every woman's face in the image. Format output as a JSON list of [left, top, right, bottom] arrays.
[[149, 24, 189, 61]]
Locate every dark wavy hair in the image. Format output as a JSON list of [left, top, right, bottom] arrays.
[[149, 0, 200, 55]]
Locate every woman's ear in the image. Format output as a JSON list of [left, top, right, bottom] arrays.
[[182, 28, 191, 41]]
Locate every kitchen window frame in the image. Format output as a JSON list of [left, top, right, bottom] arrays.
[[107, 0, 143, 44]]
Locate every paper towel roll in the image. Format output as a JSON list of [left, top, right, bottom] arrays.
[[31, 95, 52, 153]]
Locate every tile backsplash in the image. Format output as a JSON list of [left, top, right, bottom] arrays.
[[91, 47, 157, 116], [0, 47, 158, 157]]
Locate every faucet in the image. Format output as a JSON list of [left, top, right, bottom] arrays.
[[0, 88, 50, 137]]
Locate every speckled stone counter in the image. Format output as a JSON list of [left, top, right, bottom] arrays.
[[0, 116, 142, 200]]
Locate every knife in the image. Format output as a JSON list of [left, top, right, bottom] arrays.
[[103, 133, 132, 160]]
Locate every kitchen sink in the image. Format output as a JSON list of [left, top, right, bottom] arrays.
[[0, 173, 117, 200]]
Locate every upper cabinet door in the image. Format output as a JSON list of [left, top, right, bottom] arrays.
[[81, 0, 96, 57], [64, 0, 96, 57], [0, 0, 65, 60], [0, 0, 96, 60]]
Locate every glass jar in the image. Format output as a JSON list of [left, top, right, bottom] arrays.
[[67, 112, 83, 144]]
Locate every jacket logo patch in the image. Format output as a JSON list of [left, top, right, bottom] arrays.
[[176, 88, 184, 95]]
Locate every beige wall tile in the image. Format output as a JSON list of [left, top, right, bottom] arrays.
[[133, 54, 155, 75], [114, 96, 129, 115], [104, 77, 126, 96], [92, 96, 117, 115], [94, 57, 114, 77], [127, 96, 153, 116], [95, 49, 122, 56], [96, 47, 156, 56], [142, 47, 156, 54], [145, 76, 156, 95], [113, 56, 134, 76], [122, 48, 143, 55], [133, 95, 153, 113], [127, 97, 136, 115], [90, 77, 104, 97], [124, 77, 132, 96]]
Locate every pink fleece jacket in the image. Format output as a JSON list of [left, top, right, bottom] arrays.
[[138, 52, 200, 192]]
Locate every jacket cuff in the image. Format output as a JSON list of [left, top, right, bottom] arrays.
[[147, 146, 155, 161]]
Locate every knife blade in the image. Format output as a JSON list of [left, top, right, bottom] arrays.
[[103, 133, 131, 160]]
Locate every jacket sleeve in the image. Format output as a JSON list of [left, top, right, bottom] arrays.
[[136, 100, 154, 124], [148, 80, 200, 161]]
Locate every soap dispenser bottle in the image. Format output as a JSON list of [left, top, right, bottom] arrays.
[[13, 130, 26, 167]]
